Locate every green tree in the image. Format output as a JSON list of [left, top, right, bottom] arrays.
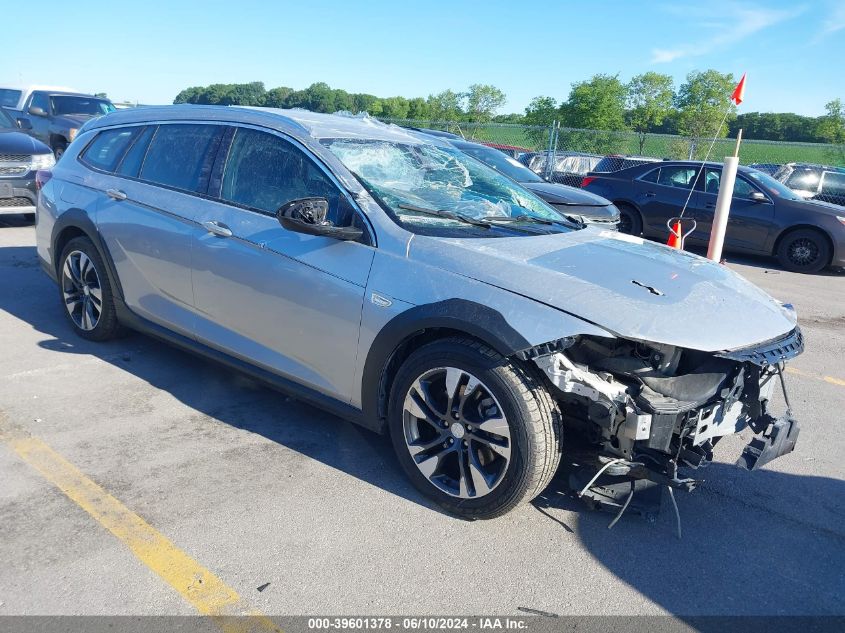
[[426, 90, 464, 121], [264, 86, 293, 108], [561, 74, 628, 130], [524, 96, 557, 127], [675, 70, 736, 158], [406, 97, 430, 120], [173, 86, 203, 104], [816, 99, 845, 144], [351, 93, 382, 115], [627, 72, 674, 154], [380, 96, 410, 119], [464, 84, 506, 123]]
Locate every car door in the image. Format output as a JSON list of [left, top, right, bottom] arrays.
[[24, 91, 51, 144], [191, 125, 375, 403], [690, 167, 775, 252], [633, 165, 701, 238], [93, 123, 224, 336]]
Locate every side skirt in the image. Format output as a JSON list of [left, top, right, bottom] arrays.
[[113, 300, 376, 432]]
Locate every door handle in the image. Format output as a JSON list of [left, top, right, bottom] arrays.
[[106, 188, 127, 201], [705, 203, 716, 209], [645, 191, 656, 197], [201, 220, 233, 238]]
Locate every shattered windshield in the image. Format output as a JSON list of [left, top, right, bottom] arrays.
[[323, 139, 577, 236]]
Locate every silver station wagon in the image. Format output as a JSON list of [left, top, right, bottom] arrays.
[[35, 106, 803, 520]]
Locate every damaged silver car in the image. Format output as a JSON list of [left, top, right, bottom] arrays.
[[36, 106, 802, 520]]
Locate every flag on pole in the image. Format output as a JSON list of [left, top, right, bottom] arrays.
[[731, 73, 747, 105]]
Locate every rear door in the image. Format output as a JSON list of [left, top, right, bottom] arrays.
[[690, 167, 775, 252], [633, 165, 701, 238], [93, 122, 224, 335], [190, 125, 375, 403]]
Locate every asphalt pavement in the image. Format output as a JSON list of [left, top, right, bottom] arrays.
[[1, 214, 843, 620]]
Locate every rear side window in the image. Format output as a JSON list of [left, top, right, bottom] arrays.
[[820, 172, 845, 197], [116, 126, 156, 178], [640, 168, 660, 183], [0, 89, 22, 108], [139, 124, 223, 193], [80, 127, 141, 172], [785, 168, 821, 192], [657, 166, 696, 188]]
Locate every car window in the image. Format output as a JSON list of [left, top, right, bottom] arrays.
[[116, 126, 156, 178], [0, 89, 22, 108], [0, 108, 15, 129], [820, 172, 845, 197], [702, 168, 762, 199], [139, 124, 223, 193], [50, 96, 115, 116], [657, 166, 696, 188], [80, 127, 142, 172], [460, 146, 542, 183], [29, 92, 49, 112], [640, 168, 660, 183], [221, 127, 350, 224], [785, 168, 821, 192]]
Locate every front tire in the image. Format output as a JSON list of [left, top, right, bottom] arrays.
[[58, 237, 122, 340], [616, 203, 642, 235], [388, 337, 562, 519], [776, 228, 830, 273]]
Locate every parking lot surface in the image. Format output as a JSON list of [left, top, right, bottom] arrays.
[[1, 214, 844, 619]]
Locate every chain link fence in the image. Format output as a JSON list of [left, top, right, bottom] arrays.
[[381, 118, 845, 206]]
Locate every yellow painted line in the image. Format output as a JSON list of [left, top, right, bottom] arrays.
[[0, 415, 280, 633], [786, 366, 845, 388]]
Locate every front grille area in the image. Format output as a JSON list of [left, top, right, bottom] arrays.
[[717, 327, 804, 366], [0, 196, 34, 208], [0, 154, 31, 179], [0, 165, 28, 177]]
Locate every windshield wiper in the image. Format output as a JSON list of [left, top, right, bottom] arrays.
[[397, 203, 493, 228], [484, 212, 584, 229]]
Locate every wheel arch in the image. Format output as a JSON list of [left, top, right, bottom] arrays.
[[51, 210, 125, 301], [360, 300, 535, 434], [772, 224, 834, 266]]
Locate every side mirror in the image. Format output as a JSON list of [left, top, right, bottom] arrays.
[[749, 191, 768, 203], [28, 106, 47, 117], [276, 197, 364, 241], [17, 118, 32, 130]]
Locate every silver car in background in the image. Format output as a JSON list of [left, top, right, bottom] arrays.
[[35, 106, 803, 520]]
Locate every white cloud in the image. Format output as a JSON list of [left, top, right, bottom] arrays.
[[817, 1, 845, 39], [650, 3, 805, 63]]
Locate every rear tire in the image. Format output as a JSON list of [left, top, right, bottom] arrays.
[[616, 203, 642, 235], [53, 140, 67, 160], [388, 337, 562, 519], [58, 236, 123, 340], [776, 228, 830, 273]]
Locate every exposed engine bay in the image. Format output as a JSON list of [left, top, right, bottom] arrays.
[[528, 328, 804, 528]]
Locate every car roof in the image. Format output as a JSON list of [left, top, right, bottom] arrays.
[[780, 162, 845, 172], [83, 105, 446, 146]]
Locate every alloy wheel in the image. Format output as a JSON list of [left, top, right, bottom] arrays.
[[402, 367, 511, 499], [61, 250, 103, 331], [787, 238, 819, 267]]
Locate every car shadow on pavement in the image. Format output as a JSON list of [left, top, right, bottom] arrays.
[[3, 242, 845, 617], [533, 460, 845, 616]]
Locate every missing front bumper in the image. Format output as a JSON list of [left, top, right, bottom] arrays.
[[736, 414, 800, 471]]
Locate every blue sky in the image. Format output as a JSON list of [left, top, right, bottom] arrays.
[[3, 0, 843, 115]]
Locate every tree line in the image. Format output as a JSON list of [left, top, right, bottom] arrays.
[[172, 73, 845, 148]]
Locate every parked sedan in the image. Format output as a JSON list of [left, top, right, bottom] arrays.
[[582, 160, 845, 273], [773, 162, 845, 207], [448, 139, 619, 227], [0, 107, 55, 218]]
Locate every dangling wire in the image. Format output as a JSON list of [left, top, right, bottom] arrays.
[[577, 458, 626, 498], [667, 486, 682, 540], [608, 480, 635, 530], [677, 107, 733, 220], [777, 363, 793, 415]]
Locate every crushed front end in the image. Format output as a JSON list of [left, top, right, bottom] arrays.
[[525, 327, 804, 519]]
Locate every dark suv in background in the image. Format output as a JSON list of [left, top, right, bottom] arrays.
[[0, 108, 54, 219], [11, 91, 115, 158], [774, 163, 845, 208]]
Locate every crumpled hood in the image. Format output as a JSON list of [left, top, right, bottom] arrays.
[[0, 129, 51, 155], [409, 228, 797, 352]]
